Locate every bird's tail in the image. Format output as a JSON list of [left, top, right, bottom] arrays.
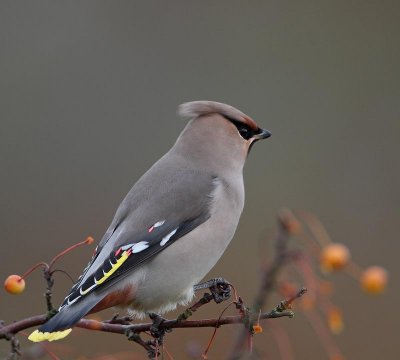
[[28, 293, 101, 342]]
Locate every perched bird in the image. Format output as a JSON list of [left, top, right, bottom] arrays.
[[29, 101, 271, 342]]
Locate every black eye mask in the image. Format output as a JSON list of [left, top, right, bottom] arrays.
[[224, 117, 255, 140]]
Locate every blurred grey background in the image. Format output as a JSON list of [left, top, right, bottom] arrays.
[[0, 1, 399, 359]]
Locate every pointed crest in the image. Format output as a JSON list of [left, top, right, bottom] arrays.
[[178, 101, 258, 130]]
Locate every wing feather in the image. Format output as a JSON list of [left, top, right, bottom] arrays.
[[60, 171, 217, 309]]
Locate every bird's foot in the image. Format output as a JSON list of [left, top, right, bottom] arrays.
[[194, 277, 231, 304], [178, 278, 232, 320], [148, 312, 171, 343]]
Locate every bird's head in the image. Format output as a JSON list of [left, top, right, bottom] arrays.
[[175, 101, 271, 171]]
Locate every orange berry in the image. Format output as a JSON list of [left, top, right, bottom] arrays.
[[85, 236, 95, 245], [4, 275, 26, 294], [252, 324, 263, 334], [320, 243, 350, 271], [360, 266, 388, 294]]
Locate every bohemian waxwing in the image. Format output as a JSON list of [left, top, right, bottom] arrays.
[[29, 101, 271, 342]]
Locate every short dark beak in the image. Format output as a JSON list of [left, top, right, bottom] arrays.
[[253, 128, 271, 140]]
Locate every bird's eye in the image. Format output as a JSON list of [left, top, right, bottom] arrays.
[[236, 124, 253, 140], [224, 117, 254, 140], [238, 126, 249, 138]]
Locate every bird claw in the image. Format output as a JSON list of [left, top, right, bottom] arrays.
[[194, 277, 231, 304], [148, 313, 171, 342]]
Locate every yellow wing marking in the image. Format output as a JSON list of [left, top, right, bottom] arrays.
[[95, 250, 130, 285], [28, 328, 72, 342]]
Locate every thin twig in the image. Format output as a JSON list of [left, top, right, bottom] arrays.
[[48, 237, 93, 271], [7, 336, 21, 360], [201, 301, 236, 359], [42, 268, 56, 315], [177, 292, 215, 321]]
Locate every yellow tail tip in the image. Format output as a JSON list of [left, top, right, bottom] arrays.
[[28, 328, 72, 342]]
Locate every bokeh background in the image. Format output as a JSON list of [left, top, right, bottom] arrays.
[[1, 1, 399, 359]]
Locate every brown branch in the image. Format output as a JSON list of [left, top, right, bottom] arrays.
[[0, 290, 302, 359], [0, 315, 48, 338], [0, 308, 294, 341]]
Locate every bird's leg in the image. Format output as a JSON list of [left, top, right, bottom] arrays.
[[178, 278, 232, 321], [148, 312, 171, 344], [194, 277, 232, 304]]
